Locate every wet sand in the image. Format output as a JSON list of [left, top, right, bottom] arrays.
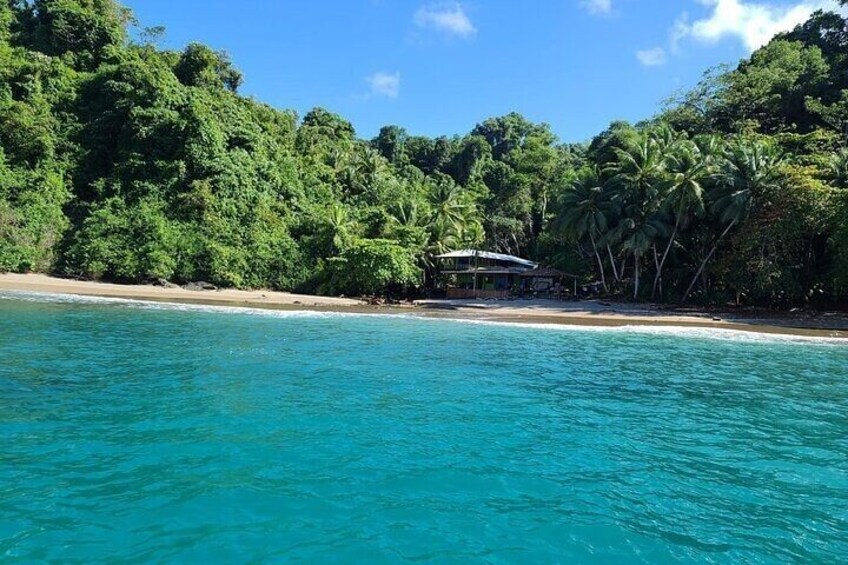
[[1, 273, 846, 339], [414, 298, 848, 339]]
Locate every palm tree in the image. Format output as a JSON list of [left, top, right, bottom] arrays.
[[391, 200, 418, 227], [385, 186, 484, 288], [601, 228, 623, 284], [681, 139, 783, 303], [832, 148, 848, 188], [652, 137, 714, 299], [427, 180, 483, 255], [651, 123, 681, 156], [614, 215, 664, 300], [325, 202, 354, 254], [431, 186, 468, 237], [388, 200, 436, 286], [340, 146, 384, 197], [608, 132, 667, 202], [608, 130, 668, 299], [558, 166, 616, 292]]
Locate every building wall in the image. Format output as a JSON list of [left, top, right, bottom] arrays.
[[454, 274, 515, 291]]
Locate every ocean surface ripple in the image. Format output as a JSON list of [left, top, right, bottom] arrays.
[[1, 294, 847, 563]]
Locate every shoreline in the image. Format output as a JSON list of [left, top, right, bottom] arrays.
[[1, 273, 846, 339]]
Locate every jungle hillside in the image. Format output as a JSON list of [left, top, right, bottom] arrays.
[[2, 0, 848, 306]]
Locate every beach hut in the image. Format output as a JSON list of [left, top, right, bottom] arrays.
[[519, 267, 579, 296], [436, 250, 537, 299]]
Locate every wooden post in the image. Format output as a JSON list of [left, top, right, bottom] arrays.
[[472, 251, 478, 297]]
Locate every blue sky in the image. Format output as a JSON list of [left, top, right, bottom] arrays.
[[123, 0, 844, 143]]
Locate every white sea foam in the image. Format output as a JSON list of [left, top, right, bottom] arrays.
[[2, 289, 845, 346], [432, 316, 848, 345], [0, 290, 401, 320]]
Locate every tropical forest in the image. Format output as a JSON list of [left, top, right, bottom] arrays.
[[2, 0, 848, 307]]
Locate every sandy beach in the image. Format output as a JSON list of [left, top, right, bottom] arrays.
[[2, 273, 846, 339], [0, 273, 365, 309], [414, 298, 848, 338]]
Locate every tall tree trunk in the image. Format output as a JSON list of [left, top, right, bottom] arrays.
[[590, 232, 608, 293], [651, 244, 662, 301], [652, 216, 680, 301], [539, 194, 548, 233], [682, 219, 737, 304], [633, 253, 640, 300], [607, 244, 620, 282]]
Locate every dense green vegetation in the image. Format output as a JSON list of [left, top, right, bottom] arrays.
[[1, 0, 847, 306]]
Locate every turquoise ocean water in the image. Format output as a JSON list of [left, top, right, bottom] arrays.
[[1, 292, 847, 563]]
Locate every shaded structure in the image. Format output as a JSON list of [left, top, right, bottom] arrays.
[[520, 267, 579, 296], [437, 250, 537, 299]]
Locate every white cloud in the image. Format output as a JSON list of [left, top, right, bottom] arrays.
[[636, 47, 668, 66], [366, 72, 400, 99], [414, 3, 477, 38], [684, 0, 842, 52], [669, 13, 691, 54], [580, 0, 612, 15]]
